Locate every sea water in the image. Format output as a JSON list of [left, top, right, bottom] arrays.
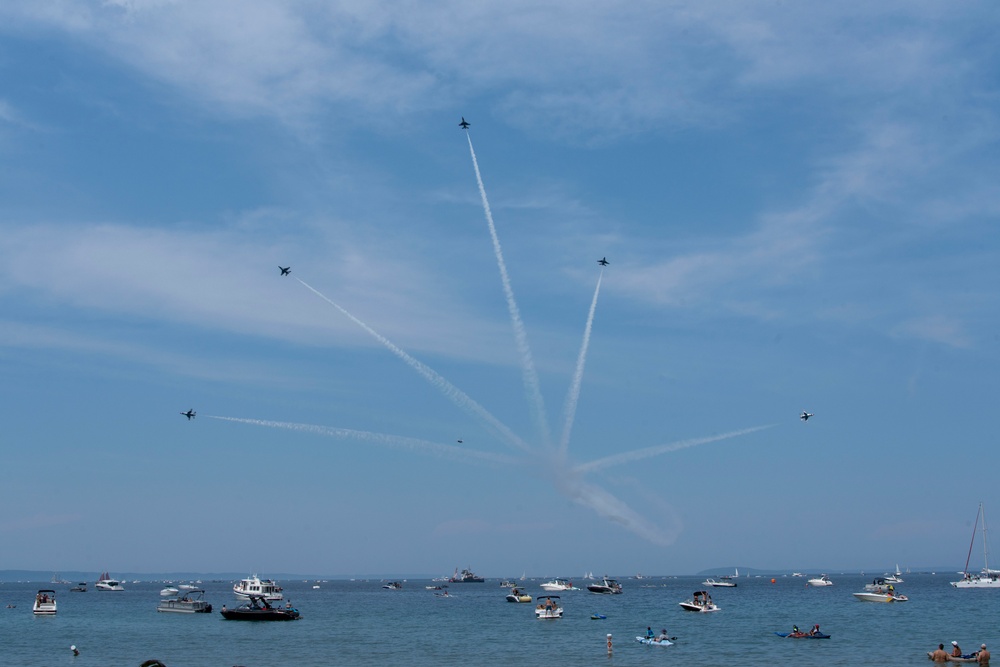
[[0, 573, 995, 666]]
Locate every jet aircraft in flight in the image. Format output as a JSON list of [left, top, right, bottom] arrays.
[[598, 257, 609, 266], [459, 117, 470, 129], [181, 409, 196, 420], [279, 266, 291, 276], [800, 411, 814, 421]]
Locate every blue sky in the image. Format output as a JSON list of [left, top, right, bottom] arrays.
[[1, 1, 998, 578]]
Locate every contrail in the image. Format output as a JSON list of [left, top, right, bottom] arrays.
[[558, 270, 603, 460], [572, 425, 774, 474], [467, 134, 551, 450], [554, 475, 676, 546], [207, 416, 519, 466], [293, 276, 533, 454]]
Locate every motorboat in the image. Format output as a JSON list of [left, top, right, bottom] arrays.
[[157, 589, 213, 614], [449, 567, 485, 583], [807, 575, 834, 587], [952, 503, 1000, 588], [70, 583, 87, 592], [586, 577, 622, 594], [233, 574, 283, 600], [499, 580, 516, 588], [220, 595, 300, 621], [853, 590, 908, 602], [864, 577, 892, 591], [32, 590, 57, 615], [382, 581, 403, 590], [540, 578, 579, 591], [95, 572, 124, 591], [160, 586, 180, 596], [505, 587, 532, 603], [703, 577, 737, 588], [534, 595, 563, 619], [679, 590, 720, 612]]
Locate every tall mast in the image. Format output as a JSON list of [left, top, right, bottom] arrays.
[[982, 502, 989, 574]]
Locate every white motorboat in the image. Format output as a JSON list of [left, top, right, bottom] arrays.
[[157, 589, 213, 613], [679, 590, 719, 612], [540, 578, 579, 591], [534, 595, 563, 618], [32, 590, 57, 615], [952, 503, 1000, 588], [853, 590, 908, 602], [586, 577, 622, 594], [70, 582, 87, 592], [160, 586, 180, 596], [233, 574, 284, 601], [95, 572, 124, 591], [807, 575, 834, 587], [703, 578, 737, 588], [506, 587, 532, 603], [382, 581, 403, 590]]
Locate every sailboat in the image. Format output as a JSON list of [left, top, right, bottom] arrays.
[[951, 503, 1000, 588]]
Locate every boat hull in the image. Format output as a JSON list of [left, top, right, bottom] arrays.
[[852, 592, 907, 602], [679, 601, 719, 612], [220, 609, 299, 620], [636, 637, 674, 646]]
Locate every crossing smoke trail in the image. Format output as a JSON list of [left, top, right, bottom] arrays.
[[572, 425, 774, 474], [292, 276, 533, 454], [466, 134, 551, 450], [207, 416, 519, 467], [558, 270, 603, 460]]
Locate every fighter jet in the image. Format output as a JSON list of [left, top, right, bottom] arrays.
[[279, 266, 291, 276], [459, 117, 470, 129], [597, 257, 610, 266], [800, 411, 814, 422], [181, 409, 196, 420]]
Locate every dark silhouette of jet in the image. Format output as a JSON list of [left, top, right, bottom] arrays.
[[459, 117, 470, 129], [800, 411, 814, 421], [181, 409, 196, 420], [598, 257, 609, 266], [456, 439, 463, 444], [279, 266, 291, 276]]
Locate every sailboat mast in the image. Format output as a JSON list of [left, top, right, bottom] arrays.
[[982, 503, 990, 574], [963, 504, 981, 575]]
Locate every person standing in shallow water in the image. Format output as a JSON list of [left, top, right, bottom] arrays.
[[931, 644, 949, 662], [978, 644, 990, 665]]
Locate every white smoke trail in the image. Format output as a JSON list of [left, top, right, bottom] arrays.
[[558, 270, 603, 460], [466, 134, 551, 450], [293, 276, 532, 454], [572, 425, 774, 474], [554, 474, 676, 546], [207, 416, 519, 466]]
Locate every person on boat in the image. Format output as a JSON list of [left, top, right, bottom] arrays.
[[646, 627, 655, 639], [657, 629, 671, 641], [978, 644, 990, 665], [792, 625, 800, 635], [953, 642, 964, 658], [930, 645, 949, 662], [810, 624, 821, 636]]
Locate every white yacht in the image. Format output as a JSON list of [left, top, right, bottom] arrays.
[[33, 590, 57, 615], [586, 577, 623, 594], [233, 574, 284, 600], [679, 590, 720, 612], [703, 577, 737, 588], [95, 572, 125, 591], [807, 575, 834, 587], [540, 578, 579, 591], [534, 596, 563, 619]]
